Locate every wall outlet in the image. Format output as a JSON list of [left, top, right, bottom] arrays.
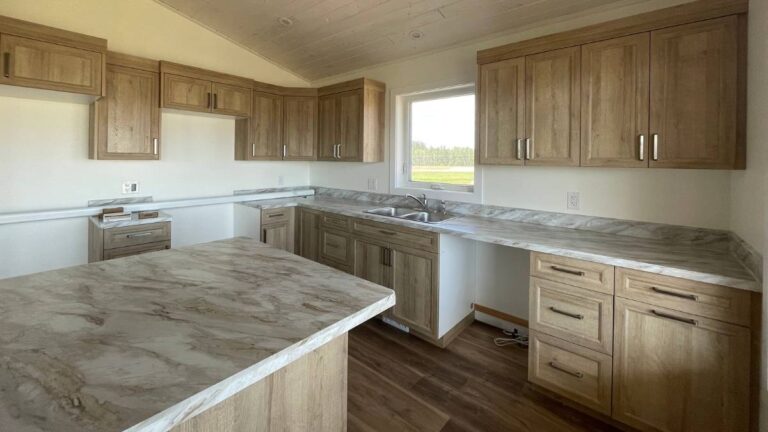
[[277, 175, 285, 186], [567, 191, 580, 210], [122, 181, 140, 194], [367, 178, 378, 191]]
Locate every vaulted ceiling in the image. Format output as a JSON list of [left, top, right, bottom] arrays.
[[156, 0, 649, 81]]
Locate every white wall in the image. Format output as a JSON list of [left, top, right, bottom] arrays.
[[308, 0, 744, 234], [0, 0, 312, 278]]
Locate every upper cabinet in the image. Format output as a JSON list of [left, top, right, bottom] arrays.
[[160, 62, 251, 117], [318, 79, 385, 163], [0, 15, 106, 96], [236, 86, 317, 161], [477, 58, 525, 165], [90, 52, 160, 160], [581, 34, 649, 168], [649, 17, 740, 169], [525, 47, 580, 166], [476, 0, 747, 170]]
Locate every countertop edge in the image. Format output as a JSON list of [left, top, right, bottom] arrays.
[[238, 200, 761, 293], [123, 292, 395, 432]]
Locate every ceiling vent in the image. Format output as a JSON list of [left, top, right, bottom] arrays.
[[277, 16, 294, 27]]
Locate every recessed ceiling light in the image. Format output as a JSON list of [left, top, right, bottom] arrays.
[[409, 30, 425, 40], [277, 16, 294, 27]]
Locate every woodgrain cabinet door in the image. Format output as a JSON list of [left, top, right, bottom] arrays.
[[91, 64, 160, 160], [262, 223, 290, 252], [212, 82, 251, 117], [283, 96, 317, 160], [613, 297, 750, 432], [525, 47, 580, 166], [353, 238, 391, 288], [581, 34, 650, 167], [649, 16, 739, 169], [337, 89, 362, 161], [317, 94, 338, 161], [162, 73, 212, 112], [249, 91, 283, 160], [477, 57, 525, 165], [390, 245, 437, 336], [297, 209, 320, 261], [1, 34, 102, 95]]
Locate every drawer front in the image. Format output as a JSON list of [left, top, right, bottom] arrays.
[[261, 208, 292, 224], [320, 229, 352, 266], [530, 252, 614, 294], [528, 331, 612, 415], [615, 267, 751, 327], [319, 256, 352, 274], [104, 222, 171, 249], [103, 241, 170, 260], [352, 219, 438, 253], [530, 277, 613, 354], [320, 213, 351, 232]]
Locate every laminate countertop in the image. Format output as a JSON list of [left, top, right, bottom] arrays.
[[242, 196, 760, 292], [0, 238, 395, 432]]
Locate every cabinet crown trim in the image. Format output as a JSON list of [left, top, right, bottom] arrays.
[[160, 61, 252, 88], [0, 14, 107, 53], [476, 0, 747, 64]]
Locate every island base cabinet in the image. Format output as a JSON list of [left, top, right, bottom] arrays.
[[612, 297, 750, 432], [172, 334, 348, 432]]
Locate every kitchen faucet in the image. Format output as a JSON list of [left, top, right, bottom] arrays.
[[406, 193, 429, 211]]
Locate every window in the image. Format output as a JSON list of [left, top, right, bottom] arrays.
[[395, 85, 477, 194]]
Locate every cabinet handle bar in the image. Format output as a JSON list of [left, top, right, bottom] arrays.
[[549, 306, 584, 320], [2, 52, 10, 78], [651, 309, 697, 326], [548, 361, 583, 379], [550, 265, 585, 276], [650, 286, 698, 301], [638, 134, 645, 161]]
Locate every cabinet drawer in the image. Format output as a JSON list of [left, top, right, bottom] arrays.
[[320, 229, 353, 267], [104, 222, 171, 249], [530, 252, 614, 294], [615, 268, 752, 327], [261, 208, 292, 224], [530, 277, 613, 354], [352, 219, 438, 253], [320, 213, 351, 232], [528, 331, 612, 415], [103, 241, 170, 260]]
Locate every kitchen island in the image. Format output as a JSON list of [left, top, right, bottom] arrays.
[[0, 237, 395, 431]]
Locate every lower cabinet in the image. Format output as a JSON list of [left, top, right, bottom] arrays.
[[297, 208, 321, 261], [528, 252, 755, 432], [612, 297, 750, 432], [260, 208, 294, 253]]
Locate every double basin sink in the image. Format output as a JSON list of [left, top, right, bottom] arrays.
[[363, 207, 456, 224]]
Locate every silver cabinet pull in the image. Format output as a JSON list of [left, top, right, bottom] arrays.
[[651, 309, 697, 326], [337, 144, 342, 159], [126, 232, 154, 239], [213, 93, 218, 110], [332, 144, 338, 159], [516, 139, 523, 160], [549, 306, 584, 320], [282, 144, 287, 159], [652, 133, 659, 161], [638, 134, 645, 161], [650, 286, 698, 301], [2, 52, 10, 78], [252, 143, 256, 157], [525, 138, 532, 160], [548, 361, 583, 379], [550, 265, 585, 276], [153, 138, 159, 156]]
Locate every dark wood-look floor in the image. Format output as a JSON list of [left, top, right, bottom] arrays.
[[348, 320, 620, 432]]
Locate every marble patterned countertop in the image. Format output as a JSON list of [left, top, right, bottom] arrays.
[[242, 196, 760, 292], [0, 238, 395, 432]]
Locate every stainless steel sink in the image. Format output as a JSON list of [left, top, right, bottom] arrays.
[[401, 211, 456, 224], [365, 207, 417, 217], [364, 207, 456, 224]]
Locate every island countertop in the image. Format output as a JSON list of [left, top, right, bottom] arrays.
[[0, 237, 395, 432]]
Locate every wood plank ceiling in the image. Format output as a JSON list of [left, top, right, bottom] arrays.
[[156, 0, 651, 81]]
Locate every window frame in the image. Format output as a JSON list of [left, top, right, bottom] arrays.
[[391, 82, 482, 203]]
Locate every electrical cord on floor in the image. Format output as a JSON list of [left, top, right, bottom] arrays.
[[493, 328, 529, 348]]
